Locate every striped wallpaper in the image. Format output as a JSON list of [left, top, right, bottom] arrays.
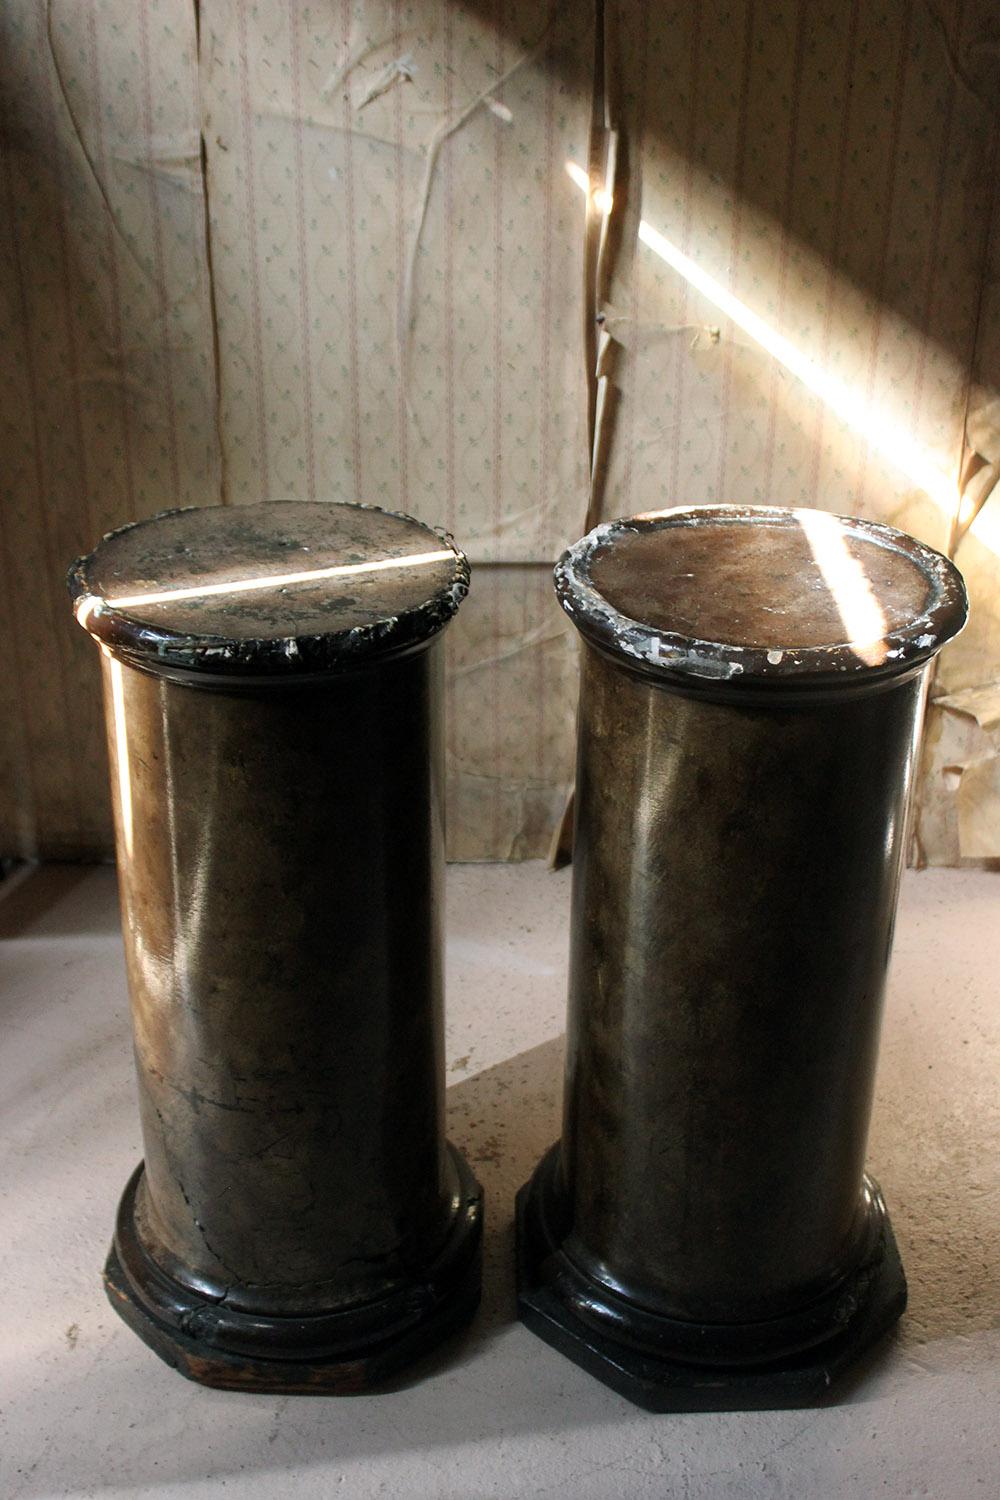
[[1, 0, 998, 862]]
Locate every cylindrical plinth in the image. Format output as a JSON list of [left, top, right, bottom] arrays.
[[70, 502, 482, 1392], [517, 505, 967, 1411]]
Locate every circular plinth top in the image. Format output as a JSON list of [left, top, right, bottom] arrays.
[[69, 502, 469, 678], [555, 505, 967, 691]]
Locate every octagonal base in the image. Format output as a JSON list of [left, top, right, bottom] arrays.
[[516, 1146, 906, 1413], [105, 1149, 483, 1394]]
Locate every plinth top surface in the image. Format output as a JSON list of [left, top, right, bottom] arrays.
[[69, 502, 468, 677], [556, 506, 967, 689]]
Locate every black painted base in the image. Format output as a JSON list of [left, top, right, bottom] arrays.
[[516, 1145, 906, 1413], [105, 1148, 483, 1394]]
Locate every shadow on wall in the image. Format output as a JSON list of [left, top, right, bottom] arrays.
[[3, 0, 1000, 871], [456, 0, 1000, 382]]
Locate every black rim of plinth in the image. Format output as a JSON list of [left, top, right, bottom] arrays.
[[516, 1144, 906, 1405], [106, 1146, 483, 1388]]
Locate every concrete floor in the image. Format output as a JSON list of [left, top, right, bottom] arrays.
[[1, 861, 998, 1499]]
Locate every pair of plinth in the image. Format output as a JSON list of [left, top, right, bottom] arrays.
[[70, 501, 967, 1409]]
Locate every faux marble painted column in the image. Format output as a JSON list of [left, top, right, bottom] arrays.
[[70, 501, 481, 1392], [517, 505, 967, 1411]]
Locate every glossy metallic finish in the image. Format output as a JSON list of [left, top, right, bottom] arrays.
[[518, 505, 968, 1411], [71, 502, 482, 1391]]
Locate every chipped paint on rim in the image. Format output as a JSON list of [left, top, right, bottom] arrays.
[[555, 505, 968, 692], [68, 502, 470, 680]]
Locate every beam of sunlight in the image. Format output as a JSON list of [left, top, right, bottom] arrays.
[[795, 508, 889, 666], [74, 595, 101, 630], [567, 160, 613, 216], [96, 548, 457, 612], [967, 497, 1000, 555], [565, 160, 965, 526], [106, 652, 134, 861], [956, 471, 1000, 554]]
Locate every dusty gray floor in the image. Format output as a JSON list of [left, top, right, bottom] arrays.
[[1, 861, 998, 1498]]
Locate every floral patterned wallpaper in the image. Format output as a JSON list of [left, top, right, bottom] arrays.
[[1, 0, 998, 862]]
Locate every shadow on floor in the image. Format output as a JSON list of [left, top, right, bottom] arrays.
[[8, 874, 1000, 1494], [0, 862, 119, 940], [380, 1034, 566, 1391], [6, 1035, 621, 1500]]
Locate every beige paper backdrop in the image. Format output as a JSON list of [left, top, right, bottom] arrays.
[[1, 0, 998, 863]]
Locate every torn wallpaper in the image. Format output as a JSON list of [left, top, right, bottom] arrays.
[[1, 0, 998, 863]]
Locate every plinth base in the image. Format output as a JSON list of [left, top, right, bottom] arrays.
[[105, 1149, 483, 1394], [516, 1146, 906, 1413]]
